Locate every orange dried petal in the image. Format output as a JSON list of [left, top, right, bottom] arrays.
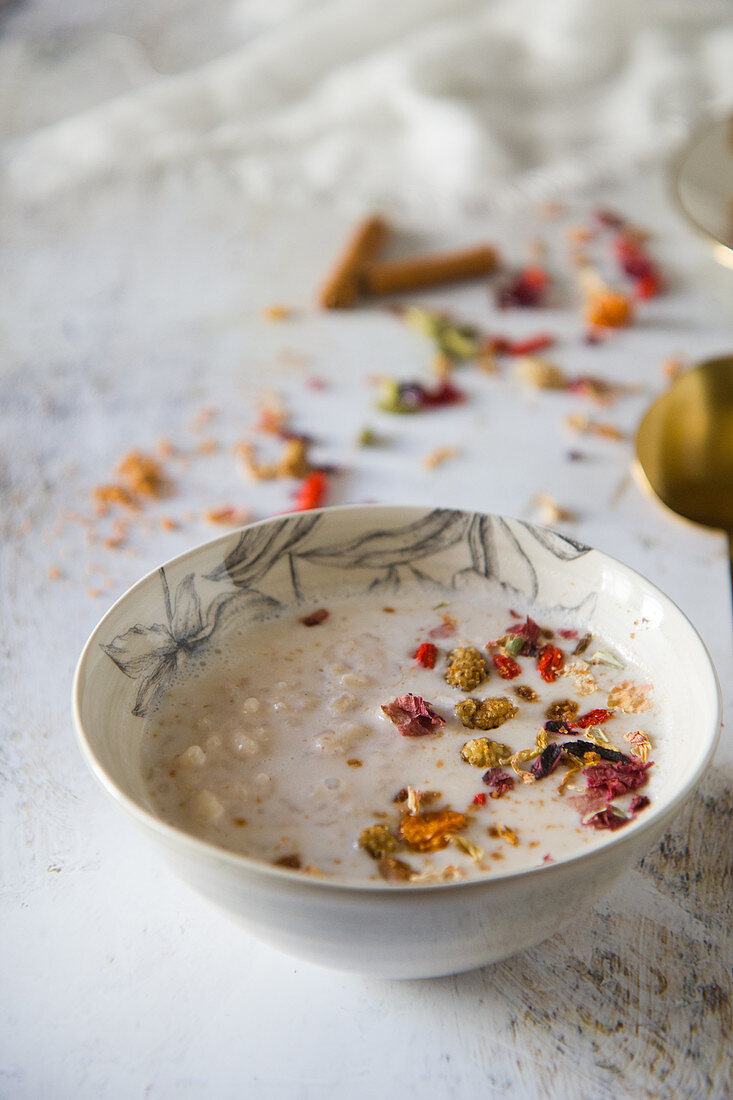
[[400, 810, 467, 852]]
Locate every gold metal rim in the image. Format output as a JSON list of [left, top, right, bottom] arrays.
[[669, 114, 733, 271]]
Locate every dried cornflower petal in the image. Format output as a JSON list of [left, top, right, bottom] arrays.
[[460, 737, 512, 768], [607, 680, 653, 713], [445, 647, 489, 691], [358, 824, 400, 860], [381, 694, 446, 737], [400, 810, 467, 852], [455, 697, 517, 731]]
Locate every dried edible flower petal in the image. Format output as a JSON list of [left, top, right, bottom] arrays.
[[531, 744, 564, 779], [630, 794, 651, 813], [607, 680, 653, 713], [533, 494, 577, 524], [509, 747, 541, 781], [445, 647, 488, 691], [562, 661, 598, 696], [414, 642, 438, 669], [456, 697, 517, 731], [564, 740, 632, 765], [204, 506, 252, 526], [582, 758, 651, 801], [505, 616, 541, 657], [408, 864, 466, 885], [450, 835, 484, 863], [422, 446, 458, 470], [584, 807, 628, 831], [358, 824, 400, 859], [493, 654, 522, 680], [376, 377, 465, 414], [400, 810, 467, 852], [624, 730, 652, 763], [492, 824, 520, 846], [573, 634, 592, 656], [515, 356, 567, 390], [496, 266, 548, 309], [544, 719, 575, 736], [460, 737, 512, 768], [472, 792, 487, 806], [403, 307, 481, 361], [589, 650, 625, 670], [565, 414, 625, 440], [381, 694, 446, 738], [481, 768, 515, 798]]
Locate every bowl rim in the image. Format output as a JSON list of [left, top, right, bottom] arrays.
[[72, 503, 723, 895]]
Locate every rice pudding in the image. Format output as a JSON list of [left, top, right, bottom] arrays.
[[142, 588, 660, 884]]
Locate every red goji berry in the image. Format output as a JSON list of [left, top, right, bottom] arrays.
[[293, 471, 328, 511], [575, 708, 612, 728], [493, 653, 522, 680], [472, 792, 487, 806], [414, 642, 437, 670], [537, 643, 564, 683]]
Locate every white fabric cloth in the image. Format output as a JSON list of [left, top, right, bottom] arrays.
[[2, 0, 733, 218]]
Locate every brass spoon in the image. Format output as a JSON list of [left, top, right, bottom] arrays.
[[634, 356, 733, 590]]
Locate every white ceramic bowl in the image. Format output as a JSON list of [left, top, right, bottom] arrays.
[[73, 506, 721, 979]]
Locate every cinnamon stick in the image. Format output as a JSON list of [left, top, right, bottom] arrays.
[[318, 214, 389, 309], [361, 244, 498, 297]]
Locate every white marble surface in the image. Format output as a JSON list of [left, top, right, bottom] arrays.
[[1, 169, 732, 1098]]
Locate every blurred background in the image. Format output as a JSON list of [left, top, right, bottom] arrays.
[[2, 0, 733, 218]]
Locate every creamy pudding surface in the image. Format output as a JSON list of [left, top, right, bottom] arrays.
[[142, 585, 662, 884]]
